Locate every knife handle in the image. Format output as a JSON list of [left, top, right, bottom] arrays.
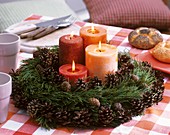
[[5, 24, 37, 34]]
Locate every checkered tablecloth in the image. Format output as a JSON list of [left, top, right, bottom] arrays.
[[0, 15, 170, 135]]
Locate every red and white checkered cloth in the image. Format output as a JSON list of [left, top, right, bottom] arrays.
[[0, 15, 170, 135]]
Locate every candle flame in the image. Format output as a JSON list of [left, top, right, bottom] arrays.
[[70, 31, 74, 39], [162, 42, 166, 48], [91, 23, 95, 33], [98, 41, 102, 51], [72, 60, 75, 72]]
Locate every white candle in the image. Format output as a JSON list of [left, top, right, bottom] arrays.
[[85, 43, 118, 81]]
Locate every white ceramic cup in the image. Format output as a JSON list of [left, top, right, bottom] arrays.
[[0, 72, 12, 123], [0, 33, 20, 73]]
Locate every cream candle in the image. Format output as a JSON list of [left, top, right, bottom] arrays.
[[80, 25, 107, 49], [85, 42, 118, 81]]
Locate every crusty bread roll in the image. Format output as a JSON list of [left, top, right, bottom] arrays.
[[150, 41, 170, 63], [128, 27, 163, 49]]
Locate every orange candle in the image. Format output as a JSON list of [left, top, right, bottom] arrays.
[[80, 25, 107, 49], [85, 42, 118, 81], [59, 33, 84, 66], [59, 61, 88, 84]]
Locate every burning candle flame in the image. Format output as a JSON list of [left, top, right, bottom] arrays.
[[98, 41, 102, 52], [72, 60, 75, 72], [70, 31, 74, 39], [91, 23, 95, 34]]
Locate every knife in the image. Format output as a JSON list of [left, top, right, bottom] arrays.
[[5, 14, 71, 34]]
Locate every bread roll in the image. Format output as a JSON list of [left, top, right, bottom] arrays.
[[151, 41, 170, 63], [128, 27, 163, 49]]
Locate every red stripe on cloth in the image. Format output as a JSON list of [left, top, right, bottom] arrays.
[[24, 15, 42, 21], [91, 129, 113, 135], [110, 36, 126, 46], [123, 119, 139, 126], [115, 29, 132, 37], [161, 96, 170, 103], [6, 112, 16, 121], [110, 40, 122, 46], [141, 114, 158, 123], [0, 128, 16, 135], [17, 123, 40, 135], [10, 114, 30, 123], [135, 120, 154, 130], [24, 119, 39, 126], [165, 83, 170, 90], [129, 126, 150, 135], [9, 102, 19, 113], [52, 128, 74, 135], [13, 132, 31, 135], [120, 42, 131, 47], [145, 108, 163, 116], [75, 21, 86, 27]]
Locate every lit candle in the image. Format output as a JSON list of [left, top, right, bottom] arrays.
[[80, 24, 107, 49], [59, 32, 84, 66], [85, 42, 118, 81], [59, 60, 88, 84]]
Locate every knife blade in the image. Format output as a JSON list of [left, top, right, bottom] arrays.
[[4, 14, 71, 34]]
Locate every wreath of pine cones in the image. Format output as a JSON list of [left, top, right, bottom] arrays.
[[10, 46, 165, 129]]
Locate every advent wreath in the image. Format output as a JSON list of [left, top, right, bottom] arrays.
[[11, 46, 164, 129]]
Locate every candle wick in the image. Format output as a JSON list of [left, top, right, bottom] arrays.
[[99, 49, 101, 52], [92, 30, 95, 34]]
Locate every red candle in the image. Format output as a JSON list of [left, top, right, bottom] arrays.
[[59, 61, 88, 84], [59, 33, 84, 66]]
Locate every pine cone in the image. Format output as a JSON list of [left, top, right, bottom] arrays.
[[40, 102, 57, 123], [61, 81, 71, 91], [130, 99, 145, 116], [113, 103, 132, 123], [131, 74, 139, 81], [143, 91, 154, 108], [53, 74, 66, 84], [105, 73, 121, 88], [72, 109, 92, 127], [105, 62, 134, 88], [89, 98, 100, 107], [118, 54, 131, 68], [113, 103, 125, 118], [33, 50, 40, 58], [27, 99, 42, 118], [11, 81, 29, 109], [142, 61, 151, 68], [98, 106, 115, 126], [36, 64, 45, 76], [150, 80, 164, 104], [51, 51, 59, 69], [120, 63, 134, 74], [39, 67, 56, 82], [75, 79, 87, 91], [88, 76, 102, 89], [33, 48, 59, 70], [55, 110, 71, 126]]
